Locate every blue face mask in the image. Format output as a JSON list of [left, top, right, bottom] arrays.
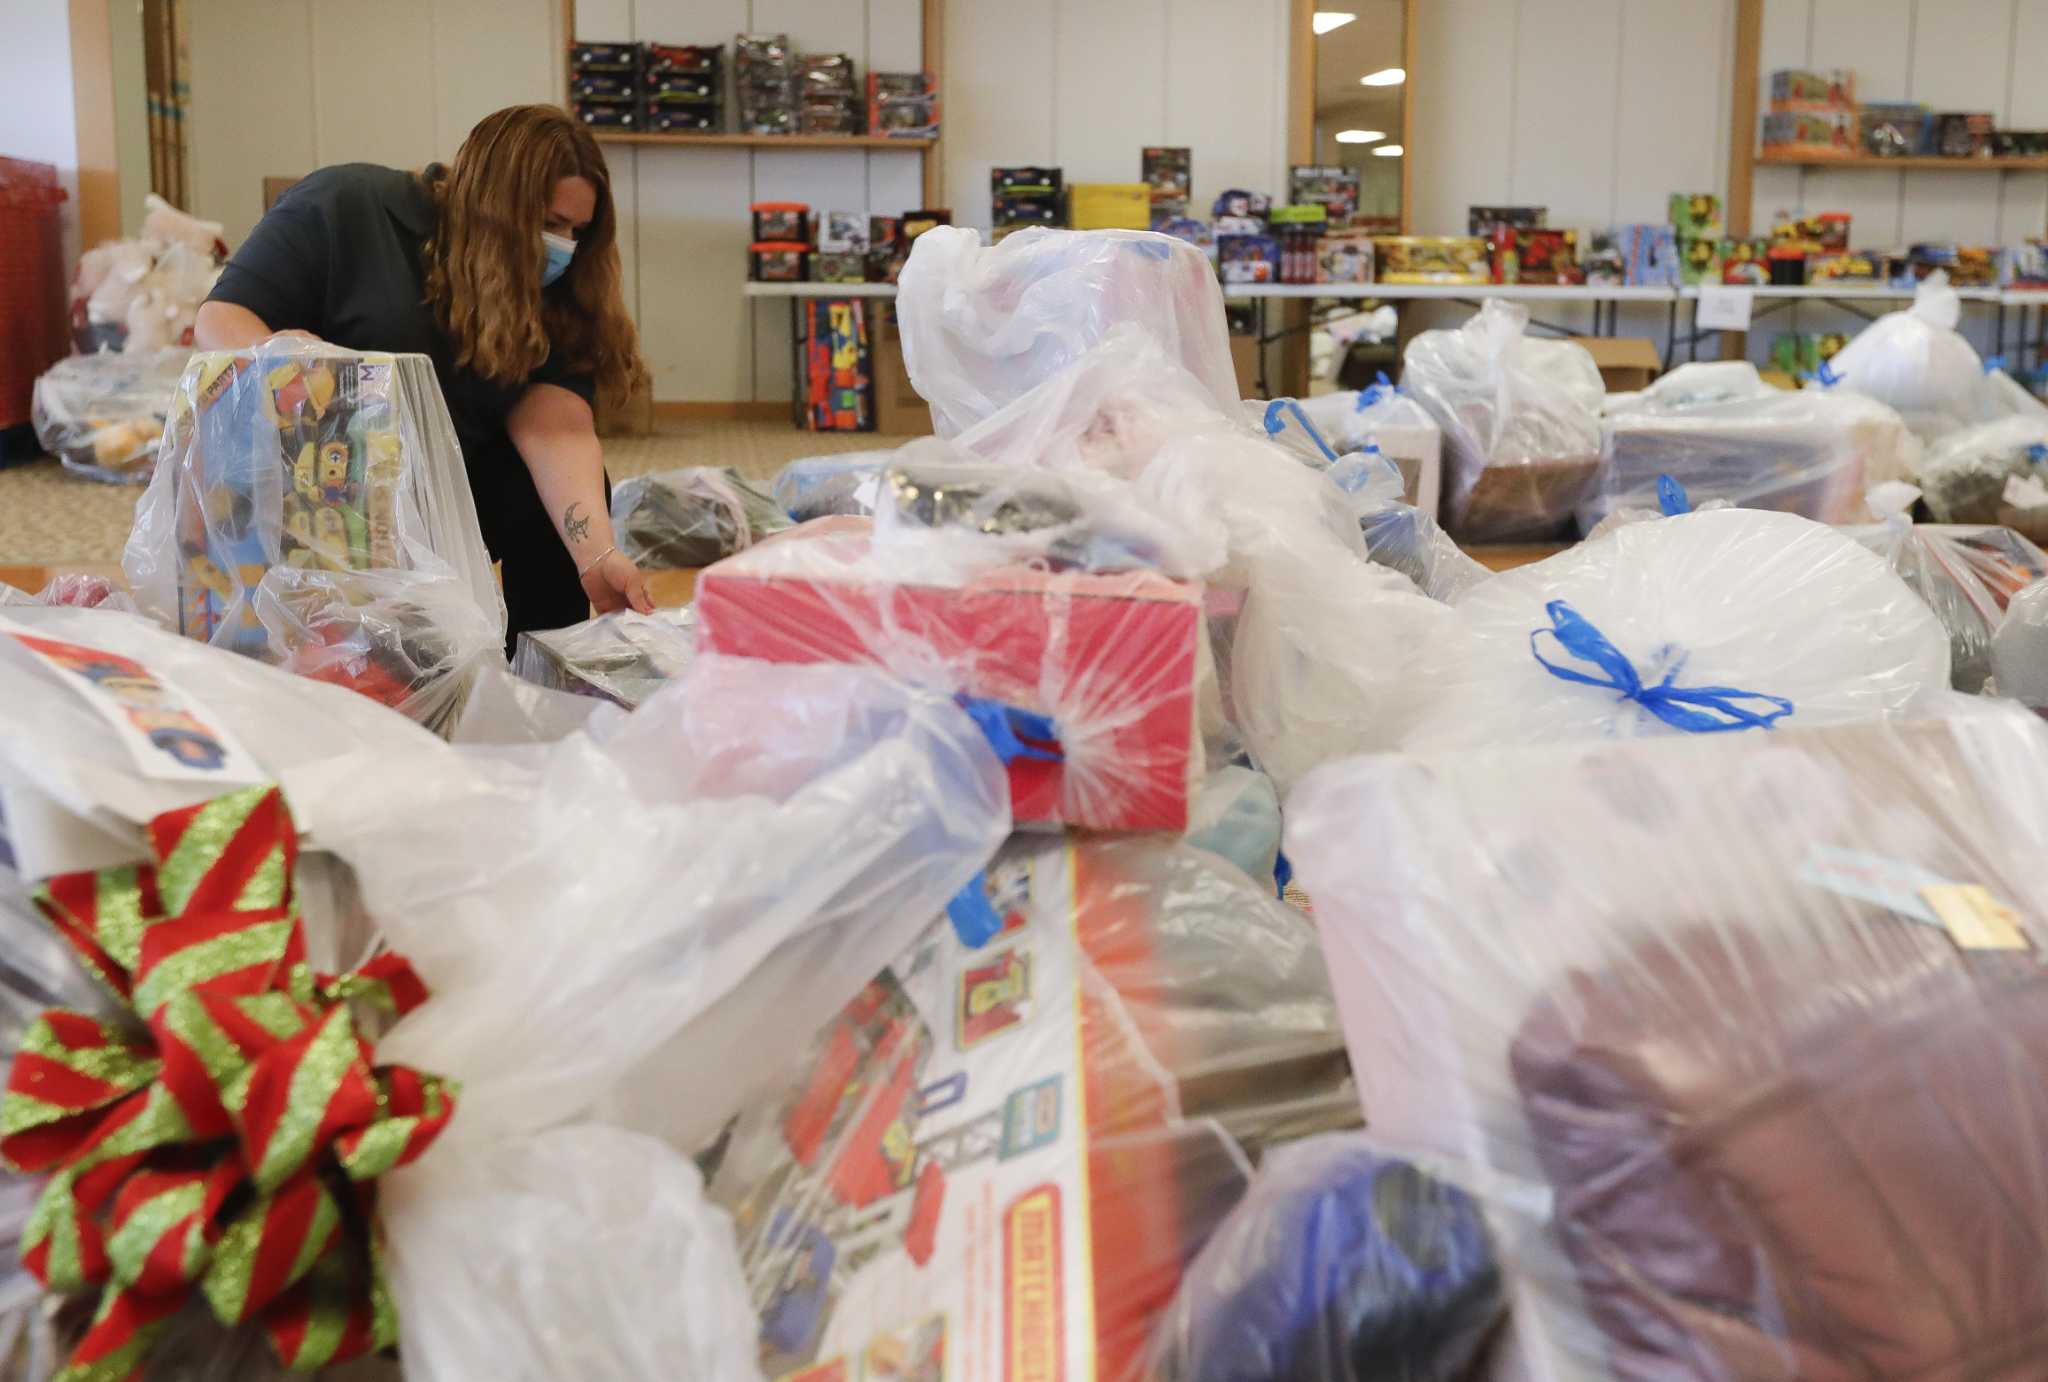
[[541, 231, 577, 286]]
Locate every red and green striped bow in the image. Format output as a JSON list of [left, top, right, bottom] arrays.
[[0, 784, 456, 1380]]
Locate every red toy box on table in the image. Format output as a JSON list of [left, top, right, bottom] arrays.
[[695, 525, 1207, 832]]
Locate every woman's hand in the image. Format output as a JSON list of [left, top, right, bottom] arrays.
[[581, 548, 654, 615]]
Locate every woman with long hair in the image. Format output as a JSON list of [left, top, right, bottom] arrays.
[[195, 104, 654, 646]]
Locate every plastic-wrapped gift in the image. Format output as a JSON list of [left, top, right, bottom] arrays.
[[1256, 382, 1444, 516], [609, 465, 789, 569], [121, 339, 503, 735], [1286, 706, 2048, 1382], [695, 525, 1209, 832], [1584, 360, 1918, 533], [1403, 300, 1606, 542], [1829, 272, 2048, 442], [511, 606, 695, 707], [1328, 451, 1488, 603], [0, 607, 1011, 1382], [772, 451, 894, 521], [30, 347, 190, 483], [897, 226, 1241, 438], [1848, 507, 2048, 693], [1914, 413, 2048, 524], [1991, 577, 2048, 709], [707, 834, 1352, 1382], [1145, 1133, 1505, 1382], [1404, 508, 1952, 751]]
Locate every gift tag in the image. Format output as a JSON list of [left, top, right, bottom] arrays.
[[1921, 883, 2032, 952], [1799, 845, 1948, 925], [1695, 285, 1755, 332], [0, 616, 261, 785]]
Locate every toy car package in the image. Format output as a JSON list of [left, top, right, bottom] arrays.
[[710, 835, 1354, 1382], [121, 340, 502, 734]]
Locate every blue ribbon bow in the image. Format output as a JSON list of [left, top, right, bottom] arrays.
[[1357, 371, 1400, 410], [1986, 354, 2009, 374], [2028, 442, 2048, 466], [1805, 359, 1843, 389], [957, 695, 1063, 764], [1264, 399, 1341, 462], [1529, 600, 1795, 734], [1656, 475, 1692, 516]]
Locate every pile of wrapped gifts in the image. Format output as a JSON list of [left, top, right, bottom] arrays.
[[9, 220, 2048, 1382]]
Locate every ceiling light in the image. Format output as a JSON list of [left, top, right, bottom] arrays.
[[1334, 129, 1385, 144], [1360, 67, 1407, 86], [1372, 144, 1404, 157], [1313, 11, 1357, 35]]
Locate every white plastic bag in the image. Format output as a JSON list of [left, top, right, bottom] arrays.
[[1285, 705, 2048, 1381], [122, 338, 504, 734], [1991, 577, 2048, 708], [898, 226, 1240, 437], [610, 466, 788, 568], [1829, 272, 2045, 441], [1329, 451, 1489, 602], [1588, 365, 1918, 531], [511, 606, 696, 708], [1403, 300, 1605, 541], [1252, 384, 1444, 515], [1404, 508, 1951, 750], [1913, 413, 2048, 525]]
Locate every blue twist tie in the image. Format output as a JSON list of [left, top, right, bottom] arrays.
[[958, 695, 1063, 764], [1530, 600, 1795, 734], [1357, 370, 1401, 410], [1656, 475, 1692, 516], [1987, 354, 2009, 374], [946, 869, 1004, 949], [1264, 399, 1341, 462], [1273, 849, 1295, 900], [1806, 359, 1843, 389], [2029, 443, 2048, 466]]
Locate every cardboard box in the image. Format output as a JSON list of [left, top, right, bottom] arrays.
[[696, 536, 1207, 832], [1230, 332, 1259, 398], [873, 315, 933, 436], [1572, 337, 1660, 394]]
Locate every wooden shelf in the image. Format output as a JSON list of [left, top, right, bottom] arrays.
[[591, 132, 935, 151], [1757, 151, 2048, 171]]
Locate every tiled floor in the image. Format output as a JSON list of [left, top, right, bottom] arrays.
[[0, 418, 910, 567]]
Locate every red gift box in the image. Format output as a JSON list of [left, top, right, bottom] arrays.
[[696, 533, 1205, 831]]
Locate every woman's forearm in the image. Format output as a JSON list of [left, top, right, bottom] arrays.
[[193, 301, 275, 350], [506, 384, 616, 568]]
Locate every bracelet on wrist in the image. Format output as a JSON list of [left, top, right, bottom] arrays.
[[577, 544, 618, 578]]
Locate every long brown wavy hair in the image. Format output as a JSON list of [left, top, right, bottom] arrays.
[[420, 105, 646, 411]]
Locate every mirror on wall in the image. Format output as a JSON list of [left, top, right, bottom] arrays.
[[1312, 2, 1405, 233]]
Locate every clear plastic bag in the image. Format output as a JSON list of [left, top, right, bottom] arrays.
[[1587, 363, 1919, 532], [30, 347, 190, 483], [1405, 507, 1952, 751], [511, 606, 696, 707], [1, 612, 1010, 1381], [1286, 705, 2048, 1382], [1256, 386, 1444, 516], [897, 226, 1241, 437], [1991, 577, 2048, 708], [1185, 763, 1283, 887], [1403, 300, 1606, 542], [122, 338, 504, 735], [706, 834, 1350, 1382], [1847, 505, 2048, 693], [694, 524, 1210, 831], [610, 466, 790, 569], [1328, 452, 1489, 602], [1144, 1133, 1505, 1382], [450, 662, 606, 745], [773, 452, 894, 521], [1914, 413, 2048, 527], [1829, 272, 2047, 442]]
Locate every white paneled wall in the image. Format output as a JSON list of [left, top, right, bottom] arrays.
[[187, 0, 559, 249]]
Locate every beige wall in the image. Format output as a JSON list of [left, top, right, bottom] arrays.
[[185, 0, 561, 249]]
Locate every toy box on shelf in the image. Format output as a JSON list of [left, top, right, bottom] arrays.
[[1491, 229, 1583, 285], [1270, 204, 1327, 285], [1770, 67, 1855, 110], [1069, 184, 1151, 232], [799, 53, 861, 136], [568, 40, 642, 130], [1317, 229, 1375, 285], [1374, 236, 1491, 285], [1468, 205, 1545, 237], [993, 167, 1063, 240], [1617, 224, 1679, 287], [1762, 109, 1858, 158], [641, 43, 724, 133], [1143, 146, 1192, 224], [736, 32, 798, 134], [1860, 101, 1929, 157], [1290, 165, 1361, 225], [868, 71, 939, 139]]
